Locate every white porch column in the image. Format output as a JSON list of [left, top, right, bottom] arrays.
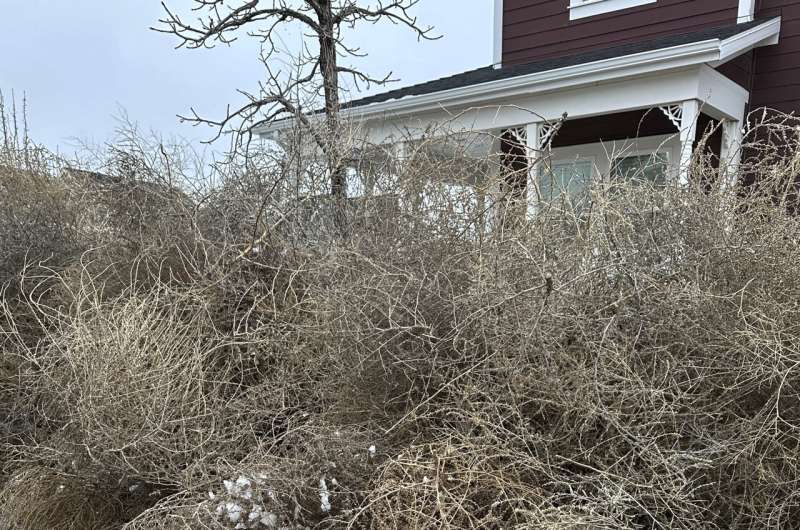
[[677, 99, 700, 186], [720, 118, 745, 188], [393, 140, 408, 164], [525, 121, 554, 216]]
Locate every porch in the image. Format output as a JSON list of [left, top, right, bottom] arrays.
[[256, 18, 781, 221], [357, 63, 750, 195]]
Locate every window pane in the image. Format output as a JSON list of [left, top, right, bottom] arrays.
[[611, 152, 668, 185], [538, 160, 592, 203]]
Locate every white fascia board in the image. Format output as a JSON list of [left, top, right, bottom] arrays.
[[360, 42, 719, 114], [256, 18, 780, 136], [257, 40, 718, 136], [361, 68, 706, 144], [712, 16, 781, 66]]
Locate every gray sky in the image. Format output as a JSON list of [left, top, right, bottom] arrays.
[[0, 1, 492, 156]]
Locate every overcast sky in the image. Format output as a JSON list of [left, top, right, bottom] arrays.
[[0, 1, 492, 156]]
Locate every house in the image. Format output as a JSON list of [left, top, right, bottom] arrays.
[[259, 0, 795, 205]]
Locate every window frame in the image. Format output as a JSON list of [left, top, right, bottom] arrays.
[[527, 156, 596, 218], [568, 0, 657, 21], [609, 149, 671, 186], [535, 157, 596, 203], [523, 134, 681, 220]]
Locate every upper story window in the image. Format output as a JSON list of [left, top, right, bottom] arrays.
[[569, 0, 657, 21]]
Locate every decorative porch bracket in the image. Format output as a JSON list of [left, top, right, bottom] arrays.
[[659, 104, 684, 129], [537, 122, 561, 149]]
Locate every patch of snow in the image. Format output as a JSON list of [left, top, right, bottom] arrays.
[[261, 512, 279, 528], [225, 502, 243, 523], [214, 473, 281, 528], [236, 476, 252, 490], [319, 478, 331, 513]]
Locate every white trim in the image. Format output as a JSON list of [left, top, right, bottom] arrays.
[[712, 16, 781, 66], [738, 0, 756, 23], [677, 99, 700, 185], [277, 39, 720, 129], [526, 122, 545, 211], [356, 65, 749, 145], [720, 118, 744, 186], [610, 149, 672, 189], [493, 0, 503, 68], [541, 157, 597, 177], [569, 0, 657, 21], [256, 18, 779, 137], [611, 148, 671, 166], [696, 66, 750, 121]]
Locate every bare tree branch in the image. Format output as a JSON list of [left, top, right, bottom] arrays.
[[156, 0, 436, 208]]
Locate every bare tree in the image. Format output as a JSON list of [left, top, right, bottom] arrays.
[[156, 0, 436, 199]]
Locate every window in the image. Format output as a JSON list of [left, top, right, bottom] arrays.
[[611, 152, 669, 186], [569, 0, 657, 21], [537, 159, 593, 205]]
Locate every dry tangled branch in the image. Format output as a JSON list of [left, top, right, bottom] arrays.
[[1, 110, 800, 529]]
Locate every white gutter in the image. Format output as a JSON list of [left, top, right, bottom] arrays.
[[257, 17, 780, 136], [714, 16, 781, 65]]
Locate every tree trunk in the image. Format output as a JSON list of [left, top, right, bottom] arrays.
[[317, 0, 346, 199]]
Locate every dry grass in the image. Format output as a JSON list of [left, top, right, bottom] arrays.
[[1, 110, 800, 529]]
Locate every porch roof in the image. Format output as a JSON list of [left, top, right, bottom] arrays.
[[256, 17, 780, 138], [344, 20, 764, 110]]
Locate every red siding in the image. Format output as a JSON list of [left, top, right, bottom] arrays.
[[502, 0, 739, 66], [717, 51, 755, 90], [751, 0, 800, 114]]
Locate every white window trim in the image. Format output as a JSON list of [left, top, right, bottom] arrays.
[[535, 157, 595, 199], [738, 0, 756, 23], [493, 0, 503, 68], [610, 149, 672, 183], [545, 135, 681, 182], [569, 0, 657, 21], [539, 156, 596, 175]]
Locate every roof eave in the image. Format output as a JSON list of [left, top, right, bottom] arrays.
[[257, 17, 781, 137], [710, 16, 781, 66]]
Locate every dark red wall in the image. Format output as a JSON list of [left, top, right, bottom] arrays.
[[502, 0, 740, 66], [751, 0, 800, 114]]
